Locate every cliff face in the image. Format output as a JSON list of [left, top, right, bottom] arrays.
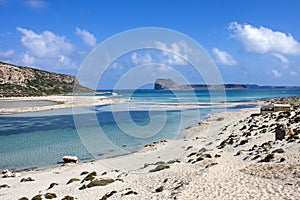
[[0, 62, 92, 97]]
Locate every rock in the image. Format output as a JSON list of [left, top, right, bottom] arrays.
[[155, 186, 164, 192], [47, 182, 58, 190], [205, 162, 218, 168], [18, 197, 29, 200], [167, 159, 180, 164], [275, 124, 287, 140], [239, 139, 249, 145], [149, 164, 170, 172], [279, 158, 286, 162], [202, 153, 212, 158], [31, 194, 42, 200], [101, 190, 117, 200], [79, 184, 87, 190], [186, 146, 193, 150], [259, 153, 274, 162], [187, 152, 197, 157], [20, 177, 35, 182], [80, 171, 89, 175], [81, 171, 97, 183], [0, 184, 9, 189], [272, 148, 285, 154], [123, 190, 138, 196], [191, 157, 204, 164], [63, 156, 78, 164], [1, 169, 20, 178], [67, 178, 81, 184], [86, 178, 115, 188], [44, 193, 57, 199], [61, 196, 75, 200]]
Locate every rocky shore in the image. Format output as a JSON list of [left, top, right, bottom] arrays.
[[0, 97, 299, 199]]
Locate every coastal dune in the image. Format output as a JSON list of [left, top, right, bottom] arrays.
[[0, 97, 299, 199]]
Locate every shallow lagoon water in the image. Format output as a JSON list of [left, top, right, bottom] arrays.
[[0, 104, 209, 171], [1, 89, 300, 171]]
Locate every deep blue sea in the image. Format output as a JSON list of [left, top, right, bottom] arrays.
[[1, 89, 300, 171]]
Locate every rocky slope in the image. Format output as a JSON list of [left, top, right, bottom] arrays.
[[0, 62, 93, 97]]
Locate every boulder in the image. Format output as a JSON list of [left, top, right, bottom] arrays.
[[275, 124, 287, 140], [62, 156, 78, 164], [1, 169, 20, 178]]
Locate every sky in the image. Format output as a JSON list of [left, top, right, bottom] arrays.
[[0, 0, 300, 89]]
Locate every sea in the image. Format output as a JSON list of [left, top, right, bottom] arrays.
[[1, 89, 300, 171]]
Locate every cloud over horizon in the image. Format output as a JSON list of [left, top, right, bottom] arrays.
[[154, 41, 192, 65], [16, 27, 77, 71], [229, 22, 300, 55], [271, 69, 282, 78], [212, 48, 237, 66], [75, 28, 97, 47], [272, 53, 289, 68]]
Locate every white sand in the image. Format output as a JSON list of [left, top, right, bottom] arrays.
[[0, 103, 299, 199], [0, 95, 126, 114]]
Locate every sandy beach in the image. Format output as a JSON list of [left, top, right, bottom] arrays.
[[0, 95, 127, 115], [0, 97, 299, 199]]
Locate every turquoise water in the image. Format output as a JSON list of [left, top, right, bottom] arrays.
[[0, 89, 300, 171]]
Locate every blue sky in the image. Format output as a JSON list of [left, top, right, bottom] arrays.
[[0, 0, 300, 88]]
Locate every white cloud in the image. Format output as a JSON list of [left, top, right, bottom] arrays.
[[0, 49, 15, 63], [229, 22, 300, 55], [212, 48, 237, 66], [0, 50, 15, 58], [131, 52, 153, 65], [16, 27, 76, 71], [272, 53, 289, 68], [25, 0, 46, 8], [126, 41, 192, 67], [154, 40, 192, 65], [75, 28, 97, 47], [271, 69, 282, 78], [290, 71, 298, 76]]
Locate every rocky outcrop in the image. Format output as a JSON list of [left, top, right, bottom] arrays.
[[154, 79, 249, 90], [0, 61, 93, 97]]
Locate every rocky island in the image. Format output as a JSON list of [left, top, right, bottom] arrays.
[[154, 78, 300, 90]]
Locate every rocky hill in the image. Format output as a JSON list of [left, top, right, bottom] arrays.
[[0, 62, 93, 97]]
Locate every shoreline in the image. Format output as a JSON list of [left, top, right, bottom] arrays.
[[0, 94, 260, 115], [0, 97, 299, 199], [0, 95, 127, 115]]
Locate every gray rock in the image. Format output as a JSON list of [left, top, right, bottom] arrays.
[[63, 156, 78, 164], [275, 124, 287, 140]]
